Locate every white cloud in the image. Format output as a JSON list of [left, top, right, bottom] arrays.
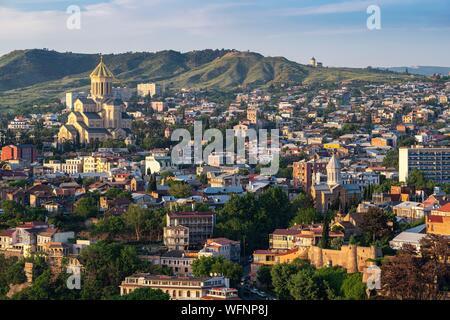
[[275, 0, 418, 16], [0, 0, 241, 55]]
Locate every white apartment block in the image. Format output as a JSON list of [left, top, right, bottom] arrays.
[[137, 83, 161, 98], [399, 146, 450, 183]]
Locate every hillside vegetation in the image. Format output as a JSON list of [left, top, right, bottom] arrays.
[[0, 49, 419, 110]]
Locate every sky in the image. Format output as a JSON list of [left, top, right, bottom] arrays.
[[0, 0, 448, 67]]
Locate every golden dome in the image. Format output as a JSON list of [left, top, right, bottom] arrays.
[[90, 55, 114, 78]]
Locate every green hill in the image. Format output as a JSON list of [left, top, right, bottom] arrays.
[[0, 49, 420, 110]]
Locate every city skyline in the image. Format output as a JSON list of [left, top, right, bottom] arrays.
[[0, 0, 449, 68]]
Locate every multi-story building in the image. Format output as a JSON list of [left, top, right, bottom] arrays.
[[151, 101, 166, 113], [393, 201, 423, 221], [0, 222, 49, 257], [145, 154, 176, 175], [198, 238, 241, 262], [340, 171, 380, 188], [119, 274, 229, 300], [148, 250, 196, 276], [399, 146, 450, 183], [269, 224, 344, 250], [44, 156, 111, 174], [165, 212, 215, 248], [293, 158, 328, 193], [247, 106, 258, 124], [82, 156, 113, 173], [427, 203, 450, 236], [137, 83, 161, 98], [1, 144, 37, 163], [62, 159, 85, 174], [1, 145, 20, 162], [7, 117, 32, 131], [164, 225, 189, 251]]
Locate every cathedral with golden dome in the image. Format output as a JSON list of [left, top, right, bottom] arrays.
[[57, 57, 132, 144]]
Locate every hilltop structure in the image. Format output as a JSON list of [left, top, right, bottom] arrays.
[[58, 57, 132, 144], [308, 57, 323, 68]]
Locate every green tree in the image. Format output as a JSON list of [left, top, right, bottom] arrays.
[[79, 242, 150, 299], [314, 266, 346, 299], [104, 188, 132, 201], [0, 255, 26, 298], [290, 193, 314, 214], [383, 149, 399, 169], [93, 216, 127, 239], [360, 207, 393, 244], [256, 266, 273, 290], [168, 182, 192, 198], [123, 205, 149, 241], [215, 187, 292, 254], [192, 256, 243, 287], [1, 200, 26, 221], [147, 174, 158, 192], [13, 269, 53, 300], [290, 208, 317, 226], [270, 260, 310, 300], [74, 196, 98, 218], [341, 273, 367, 300], [407, 169, 435, 190], [288, 268, 322, 300]]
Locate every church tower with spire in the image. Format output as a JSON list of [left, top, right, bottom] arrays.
[[327, 153, 342, 187], [90, 55, 114, 102]]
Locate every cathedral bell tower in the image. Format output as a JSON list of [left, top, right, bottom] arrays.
[[327, 153, 342, 187], [90, 55, 114, 102]]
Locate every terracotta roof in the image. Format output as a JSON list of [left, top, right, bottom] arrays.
[[168, 211, 214, 218], [0, 229, 15, 237], [206, 238, 239, 245], [272, 229, 301, 236], [436, 203, 450, 213], [428, 215, 444, 223]]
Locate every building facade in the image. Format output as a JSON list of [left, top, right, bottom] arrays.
[[119, 274, 229, 300], [399, 146, 450, 183], [165, 212, 215, 248], [58, 57, 132, 144]]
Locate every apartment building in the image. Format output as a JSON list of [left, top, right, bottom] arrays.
[[165, 211, 215, 248], [399, 146, 450, 183], [293, 158, 328, 193], [137, 83, 161, 98], [164, 225, 189, 251]]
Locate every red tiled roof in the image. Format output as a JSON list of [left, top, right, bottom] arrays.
[[428, 215, 443, 223], [0, 229, 15, 237], [168, 211, 214, 218], [207, 238, 239, 245], [436, 203, 450, 213], [272, 229, 301, 236]]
